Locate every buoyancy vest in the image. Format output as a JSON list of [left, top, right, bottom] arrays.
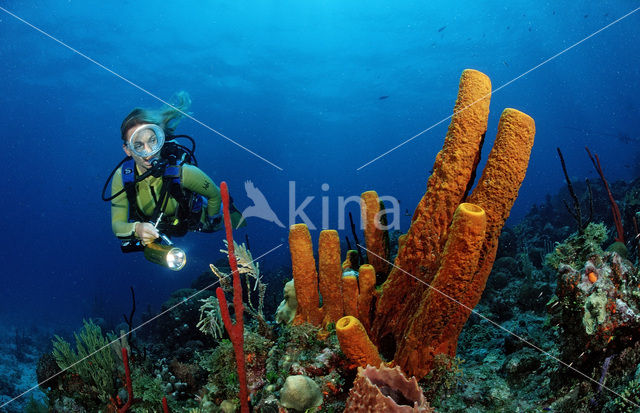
[[120, 157, 204, 237]]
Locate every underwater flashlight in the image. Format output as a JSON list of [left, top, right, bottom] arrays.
[[143, 234, 186, 271]]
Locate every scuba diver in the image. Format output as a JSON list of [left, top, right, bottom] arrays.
[[102, 92, 244, 270]]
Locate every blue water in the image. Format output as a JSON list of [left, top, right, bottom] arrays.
[[0, 0, 638, 330]]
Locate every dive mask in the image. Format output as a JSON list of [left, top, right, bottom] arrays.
[[128, 124, 165, 158]]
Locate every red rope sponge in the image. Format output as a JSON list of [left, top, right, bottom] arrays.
[[216, 181, 249, 413]]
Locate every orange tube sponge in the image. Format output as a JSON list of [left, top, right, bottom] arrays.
[[361, 191, 390, 277], [397, 234, 407, 253], [357, 264, 376, 332], [395, 203, 487, 378], [342, 250, 359, 271], [336, 316, 382, 368], [342, 275, 359, 317], [289, 224, 323, 325], [466, 108, 535, 308], [373, 69, 492, 346], [318, 230, 344, 324]]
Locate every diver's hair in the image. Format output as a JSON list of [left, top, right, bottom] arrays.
[[120, 91, 192, 142]]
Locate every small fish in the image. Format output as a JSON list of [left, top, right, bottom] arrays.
[[503, 61, 509, 67], [438, 26, 447, 32], [405, 209, 411, 216], [537, 291, 543, 298], [378, 95, 389, 100]]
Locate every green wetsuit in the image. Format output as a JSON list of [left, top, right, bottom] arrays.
[[111, 163, 221, 238]]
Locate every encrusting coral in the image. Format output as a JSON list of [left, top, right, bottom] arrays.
[[547, 228, 640, 370]]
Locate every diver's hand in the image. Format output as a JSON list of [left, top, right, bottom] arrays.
[[201, 214, 223, 233], [135, 222, 160, 245]]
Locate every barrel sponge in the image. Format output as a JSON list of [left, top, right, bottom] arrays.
[[318, 230, 344, 324], [395, 203, 487, 378], [336, 316, 382, 369], [345, 364, 434, 412], [289, 224, 323, 325], [361, 191, 390, 276], [342, 275, 359, 317]]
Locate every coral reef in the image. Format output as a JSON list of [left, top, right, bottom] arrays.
[[548, 228, 640, 371], [34, 70, 640, 413]]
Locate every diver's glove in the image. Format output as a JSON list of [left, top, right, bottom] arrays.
[[201, 214, 223, 233]]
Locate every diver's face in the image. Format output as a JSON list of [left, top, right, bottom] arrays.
[[123, 124, 158, 171]]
